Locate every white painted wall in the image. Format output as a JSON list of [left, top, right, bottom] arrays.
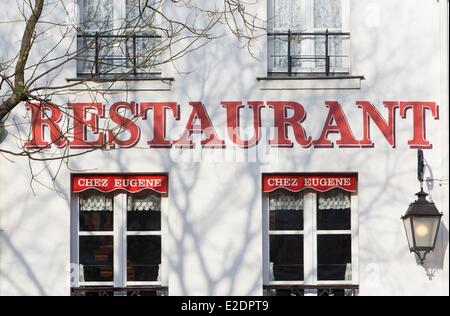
[[0, 0, 448, 296]]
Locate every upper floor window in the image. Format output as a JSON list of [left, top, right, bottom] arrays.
[[268, 0, 351, 77], [77, 0, 161, 79]]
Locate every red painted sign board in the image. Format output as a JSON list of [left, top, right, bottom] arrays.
[[72, 174, 168, 194], [25, 101, 439, 150], [263, 174, 357, 193]]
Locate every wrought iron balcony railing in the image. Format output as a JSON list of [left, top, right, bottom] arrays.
[[71, 285, 358, 296], [71, 286, 168, 296], [76, 33, 162, 79], [264, 284, 359, 296], [267, 29, 351, 77]]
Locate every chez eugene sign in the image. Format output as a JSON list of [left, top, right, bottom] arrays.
[[72, 174, 168, 194], [71, 173, 356, 194], [24, 100, 439, 149]]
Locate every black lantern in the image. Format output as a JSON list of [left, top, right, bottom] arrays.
[[401, 150, 443, 264]]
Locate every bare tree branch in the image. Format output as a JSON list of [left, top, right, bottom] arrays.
[[0, 0, 265, 183], [0, 0, 44, 121]]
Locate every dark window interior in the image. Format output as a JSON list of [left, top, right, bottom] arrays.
[[127, 235, 161, 282], [127, 211, 161, 231], [270, 235, 304, 281], [80, 211, 113, 231], [79, 236, 113, 282], [270, 209, 303, 231], [317, 208, 350, 230], [317, 234, 351, 281]]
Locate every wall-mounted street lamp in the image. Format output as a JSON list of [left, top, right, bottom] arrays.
[[401, 150, 443, 264]]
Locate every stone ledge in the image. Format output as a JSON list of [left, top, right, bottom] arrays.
[[65, 77, 174, 92], [257, 75, 364, 90]]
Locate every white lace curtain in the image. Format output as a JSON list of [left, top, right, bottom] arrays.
[[81, 0, 113, 31], [269, 192, 303, 211], [78, 0, 159, 75], [273, 0, 303, 30], [127, 192, 161, 212], [79, 192, 161, 211], [273, 0, 342, 31], [80, 195, 113, 212], [314, 0, 342, 29], [318, 190, 351, 210], [126, 0, 155, 25], [272, 0, 343, 70], [314, 0, 343, 68]]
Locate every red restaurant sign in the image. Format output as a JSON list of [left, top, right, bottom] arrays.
[[24, 100, 439, 150], [263, 174, 357, 193], [72, 174, 168, 194]]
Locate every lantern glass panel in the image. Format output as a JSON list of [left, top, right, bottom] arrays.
[[403, 217, 414, 249], [412, 217, 440, 249]]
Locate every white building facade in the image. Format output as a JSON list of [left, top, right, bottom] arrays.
[[0, 0, 448, 296]]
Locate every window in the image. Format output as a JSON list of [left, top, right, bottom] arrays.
[[269, 191, 304, 282], [78, 194, 114, 283], [126, 191, 162, 283], [77, 0, 161, 78], [263, 174, 359, 296], [316, 190, 352, 282], [267, 0, 350, 76], [71, 187, 167, 296]]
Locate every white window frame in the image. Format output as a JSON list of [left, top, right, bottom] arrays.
[[76, 0, 162, 76], [267, 0, 351, 74], [265, 191, 305, 286], [263, 186, 359, 295], [70, 190, 169, 291]]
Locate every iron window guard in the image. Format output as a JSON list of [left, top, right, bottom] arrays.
[[71, 286, 168, 296], [263, 284, 359, 296], [267, 29, 351, 77], [76, 33, 162, 79]]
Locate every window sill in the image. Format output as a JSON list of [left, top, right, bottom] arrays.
[[257, 74, 364, 90], [65, 77, 174, 92]]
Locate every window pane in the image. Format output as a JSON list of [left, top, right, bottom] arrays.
[[270, 235, 303, 281], [317, 189, 351, 230], [314, 35, 344, 69], [314, 0, 342, 29], [127, 191, 161, 231], [271, 35, 302, 72], [274, 0, 303, 30], [81, 0, 113, 31], [126, 0, 155, 26], [79, 194, 113, 231], [317, 234, 351, 281], [127, 236, 161, 282], [79, 236, 113, 282], [269, 191, 303, 230]]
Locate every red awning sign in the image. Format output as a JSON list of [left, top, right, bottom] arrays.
[[263, 174, 357, 193], [72, 174, 168, 194]]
